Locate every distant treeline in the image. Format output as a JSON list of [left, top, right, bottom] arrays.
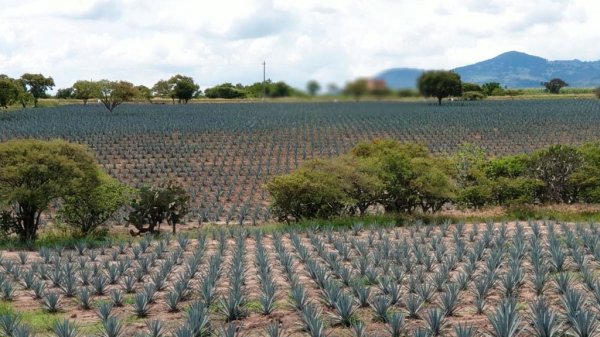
[[267, 140, 600, 222]]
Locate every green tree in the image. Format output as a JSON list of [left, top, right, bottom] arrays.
[[451, 143, 491, 208], [542, 78, 568, 94], [55, 88, 74, 99], [127, 181, 190, 235], [59, 172, 131, 236], [20, 73, 55, 107], [481, 82, 502, 96], [343, 79, 368, 101], [462, 83, 482, 92], [72, 80, 100, 106], [168, 75, 199, 104], [306, 80, 321, 96], [0, 77, 19, 108], [204, 83, 246, 99], [529, 144, 583, 203], [152, 79, 175, 102], [97, 80, 137, 112], [135, 85, 153, 103], [417, 70, 462, 105], [0, 140, 100, 242], [267, 169, 349, 222]]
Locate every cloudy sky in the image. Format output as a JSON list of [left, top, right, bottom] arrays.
[[0, 0, 598, 91]]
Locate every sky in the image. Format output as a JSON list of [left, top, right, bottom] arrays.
[[1, 0, 599, 91]]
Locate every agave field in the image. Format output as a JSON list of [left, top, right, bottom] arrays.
[[2, 99, 600, 223], [0, 221, 600, 336]]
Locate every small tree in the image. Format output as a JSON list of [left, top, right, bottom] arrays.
[[135, 85, 153, 103], [97, 80, 137, 112], [529, 144, 583, 203], [55, 88, 74, 99], [152, 79, 175, 103], [20, 73, 55, 107], [127, 182, 190, 235], [168, 75, 199, 104], [344, 79, 368, 101], [417, 70, 462, 105], [595, 86, 600, 99], [481, 82, 502, 96], [542, 78, 568, 94], [0, 77, 19, 108], [59, 173, 131, 236], [73, 80, 100, 105], [306, 80, 320, 96], [0, 140, 100, 242]]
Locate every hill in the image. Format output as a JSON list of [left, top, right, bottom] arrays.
[[376, 51, 600, 89]]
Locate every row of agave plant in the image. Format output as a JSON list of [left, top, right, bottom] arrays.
[[2, 221, 600, 336]]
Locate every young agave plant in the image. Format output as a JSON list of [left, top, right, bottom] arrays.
[[53, 319, 78, 337], [387, 312, 405, 337], [405, 294, 424, 319], [133, 293, 151, 318], [568, 310, 599, 337], [454, 323, 474, 337], [77, 287, 92, 310], [371, 295, 391, 323], [530, 297, 562, 337], [265, 321, 283, 337], [440, 283, 460, 316], [488, 299, 521, 337], [145, 320, 164, 337], [99, 316, 123, 337], [217, 323, 238, 337], [330, 293, 357, 327], [43, 292, 62, 313], [424, 308, 446, 336], [97, 302, 113, 323], [110, 290, 124, 307]]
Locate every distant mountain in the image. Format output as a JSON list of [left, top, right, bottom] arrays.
[[376, 51, 600, 89], [375, 68, 424, 89]]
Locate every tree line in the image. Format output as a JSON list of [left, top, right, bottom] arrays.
[[0, 139, 191, 243], [267, 139, 600, 222]]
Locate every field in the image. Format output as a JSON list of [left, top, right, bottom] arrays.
[[0, 221, 598, 336], [2, 99, 600, 224]]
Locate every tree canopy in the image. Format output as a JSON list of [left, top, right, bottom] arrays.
[[417, 70, 462, 105], [542, 78, 568, 94], [97, 80, 137, 112], [0, 77, 20, 108], [306, 80, 321, 96], [20, 73, 55, 107], [169, 75, 199, 103], [343, 79, 368, 101], [0, 139, 101, 242], [73, 80, 100, 105]]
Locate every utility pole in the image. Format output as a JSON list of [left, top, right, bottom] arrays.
[[262, 60, 266, 101]]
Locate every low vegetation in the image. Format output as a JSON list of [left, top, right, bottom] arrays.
[[268, 139, 600, 222]]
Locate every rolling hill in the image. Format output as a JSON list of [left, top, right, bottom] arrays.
[[376, 51, 600, 89]]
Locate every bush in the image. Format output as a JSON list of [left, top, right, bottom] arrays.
[[463, 91, 485, 101], [595, 87, 600, 99]]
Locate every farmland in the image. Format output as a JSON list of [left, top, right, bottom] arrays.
[[0, 221, 598, 336], [2, 99, 600, 224]]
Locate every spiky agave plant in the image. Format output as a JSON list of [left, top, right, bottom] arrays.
[[186, 301, 211, 337], [145, 320, 164, 337], [43, 292, 61, 313], [387, 312, 405, 337], [530, 297, 562, 337], [0, 313, 23, 337], [53, 319, 78, 337], [99, 316, 123, 337], [405, 293, 424, 319], [133, 293, 151, 318], [330, 293, 357, 327], [441, 283, 460, 316], [97, 302, 113, 323], [299, 304, 326, 337], [371, 295, 391, 323], [568, 310, 600, 337], [554, 272, 574, 295], [454, 323, 474, 337], [77, 287, 92, 310], [488, 299, 521, 337], [265, 321, 283, 337], [424, 308, 446, 336], [561, 288, 586, 319]]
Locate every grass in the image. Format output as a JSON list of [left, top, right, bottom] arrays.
[[0, 301, 61, 333]]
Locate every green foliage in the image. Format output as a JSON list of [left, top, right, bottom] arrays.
[[55, 88, 74, 99], [596, 87, 600, 99], [529, 144, 583, 203], [462, 83, 482, 92], [97, 80, 137, 112], [72, 80, 100, 106], [0, 139, 101, 242], [0, 77, 20, 108], [542, 78, 568, 94], [58, 172, 131, 236], [463, 91, 485, 101], [127, 181, 190, 235], [134, 85, 153, 102], [267, 168, 350, 222], [20, 73, 55, 107], [417, 70, 462, 105], [307, 80, 321, 96], [481, 82, 502, 96], [169, 75, 199, 103], [204, 83, 246, 99], [343, 79, 368, 101]]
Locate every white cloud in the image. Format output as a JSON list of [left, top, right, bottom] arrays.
[[0, 0, 599, 91]]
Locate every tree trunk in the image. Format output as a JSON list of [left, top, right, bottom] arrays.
[[437, 97, 442, 105]]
